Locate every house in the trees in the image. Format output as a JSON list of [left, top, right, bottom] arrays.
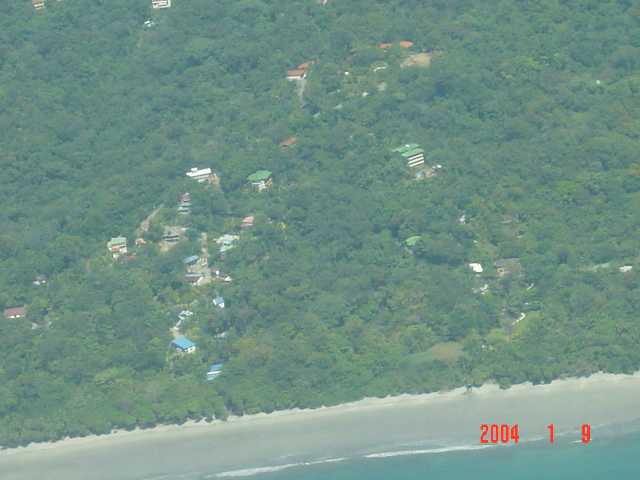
[[286, 62, 312, 81], [279, 136, 297, 148], [162, 226, 182, 243], [620, 266, 633, 273], [171, 336, 196, 353], [186, 167, 219, 186], [206, 363, 223, 381], [393, 143, 426, 168], [185, 272, 204, 285], [33, 274, 47, 286], [402, 148, 425, 168], [494, 258, 522, 278], [183, 255, 200, 267], [247, 170, 273, 191], [4, 306, 26, 319], [151, 0, 171, 8], [468, 263, 484, 273], [212, 296, 225, 309], [405, 236, 421, 247], [178, 192, 191, 215], [241, 215, 255, 229], [216, 234, 239, 254], [32, 0, 46, 10], [399, 40, 414, 49], [107, 237, 128, 258], [286, 69, 306, 81]]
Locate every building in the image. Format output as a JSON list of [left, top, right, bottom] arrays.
[[402, 148, 425, 168], [494, 258, 522, 278], [212, 296, 225, 309], [620, 266, 633, 273], [216, 234, 239, 254], [185, 272, 204, 285], [468, 263, 484, 273], [178, 192, 192, 215], [206, 363, 223, 381], [405, 236, 421, 247], [216, 234, 239, 245], [163, 226, 182, 243], [241, 215, 255, 229], [151, 0, 171, 8], [178, 310, 194, 321], [247, 170, 273, 191], [4, 306, 26, 319], [287, 61, 313, 81], [399, 40, 415, 49], [286, 68, 307, 81], [183, 255, 200, 266], [379, 42, 393, 49], [135, 238, 147, 247], [393, 143, 427, 169], [279, 136, 297, 148], [186, 167, 219, 185], [107, 237, 128, 258], [32, 0, 46, 9], [33, 274, 47, 286], [171, 336, 196, 353]]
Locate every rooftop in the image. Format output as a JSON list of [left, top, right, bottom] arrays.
[[401, 148, 424, 158], [405, 236, 422, 247], [279, 136, 297, 147], [172, 337, 196, 350], [4, 306, 26, 318], [392, 143, 420, 154], [247, 170, 272, 182], [183, 255, 200, 264]]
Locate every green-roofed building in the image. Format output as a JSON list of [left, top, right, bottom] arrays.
[[247, 170, 273, 191], [400, 148, 424, 158], [392, 143, 420, 154], [405, 235, 422, 247]]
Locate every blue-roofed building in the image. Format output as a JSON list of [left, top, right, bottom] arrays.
[[171, 336, 197, 353], [183, 255, 200, 266], [207, 363, 223, 381]]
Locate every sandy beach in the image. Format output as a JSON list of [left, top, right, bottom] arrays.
[[2, 371, 640, 480]]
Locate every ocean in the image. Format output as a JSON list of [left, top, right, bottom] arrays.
[[215, 428, 640, 479]]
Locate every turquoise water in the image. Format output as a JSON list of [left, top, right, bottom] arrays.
[[231, 431, 640, 480]]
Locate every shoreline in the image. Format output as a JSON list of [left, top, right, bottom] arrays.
[[2, 370, 640, 479], [3, 370, 640, 455]]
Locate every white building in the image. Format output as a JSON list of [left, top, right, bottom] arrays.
[[468, 263, 484, 273], [186, 167, 218, 185], [152, 0, 171, 8]]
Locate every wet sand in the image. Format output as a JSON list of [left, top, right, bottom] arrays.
[[1, 372, 640, 480]]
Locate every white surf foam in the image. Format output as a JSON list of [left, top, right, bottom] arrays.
[[364, 444, 492, 459], [214, 457, 346, 478]]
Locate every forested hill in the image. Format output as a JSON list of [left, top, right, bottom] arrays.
[[1, 0, 640, 447]]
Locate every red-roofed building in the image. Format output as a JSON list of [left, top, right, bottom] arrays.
[[399, 40, 414, 49], [287, 69, 307, 81], [4, 306, 26, 319], [379, 43, 393, 49], [241, 216, 255, 229], [279, 136, 297, 148]]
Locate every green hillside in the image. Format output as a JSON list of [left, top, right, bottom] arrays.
[[1, 0, 639, 447]]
